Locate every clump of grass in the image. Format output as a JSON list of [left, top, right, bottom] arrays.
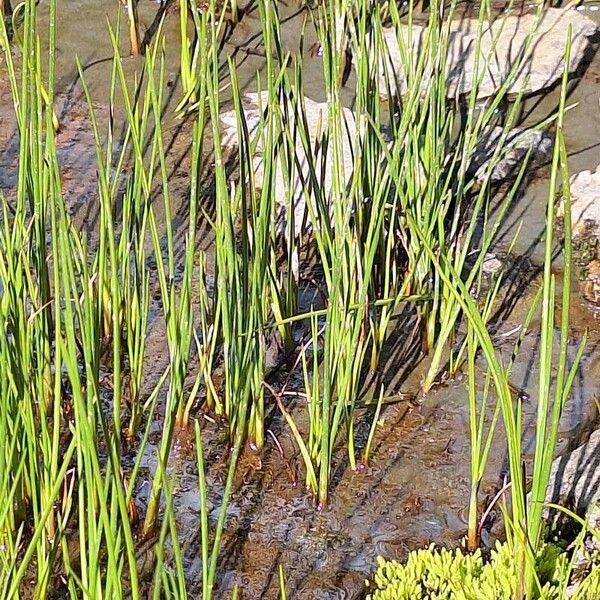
[[0, 2, 209, 596], [135, 40, 207, 538], [369, 68, 588, 595], [195, 0, 297, 451], [0, 1, 157, 595], [267, 0, 545, 505], [374, 0, 555, 393], [260, 0, 423, 505]]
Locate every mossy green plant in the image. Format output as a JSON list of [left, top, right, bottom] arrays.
[[366, 542, 600, 600]]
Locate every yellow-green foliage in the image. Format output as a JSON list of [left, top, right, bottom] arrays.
[[576, 567, 600, 597], [366, 542, 600, 600]]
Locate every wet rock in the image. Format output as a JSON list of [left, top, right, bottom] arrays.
[[220, 91, 358, 236], [565, 164, 600, 239], [371, 8, 598, 99], [469, 126, 552, 183], [544, 428, 600, 516], [482, 252, 503, 274]]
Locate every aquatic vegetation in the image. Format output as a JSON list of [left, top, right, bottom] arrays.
[[0, 0, 597, 596], [379, 0, 555, 393]]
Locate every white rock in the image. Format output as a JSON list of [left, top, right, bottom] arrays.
[[565, 164, 600, 239], [220, 91, 358, 237], [370, 8, 597, 99]]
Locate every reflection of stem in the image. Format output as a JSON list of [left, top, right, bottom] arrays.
[[229, 0, 239, 24], [126, 0, 141, 55], [477, 479, 512, 542], [0, 0, 11, 16]]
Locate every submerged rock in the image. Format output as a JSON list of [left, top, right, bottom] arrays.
[[469, 126, 552, 183], [482, 252, 503, 274], [370, 8, 597, 99], [220, 91, 357, 237]]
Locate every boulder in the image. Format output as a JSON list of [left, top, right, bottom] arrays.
[[370, 8, 598, 99]]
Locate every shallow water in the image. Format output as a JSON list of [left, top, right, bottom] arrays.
[[2, 1, 600, 598], [147, 281, 600, 598]]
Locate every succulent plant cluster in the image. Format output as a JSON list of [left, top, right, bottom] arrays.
[[366, 542, 600, 600]]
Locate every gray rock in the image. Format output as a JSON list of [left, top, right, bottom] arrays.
[[469, 126, 552, 183], [370, 8, 598, 100], [544, 428, 600, 515]]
